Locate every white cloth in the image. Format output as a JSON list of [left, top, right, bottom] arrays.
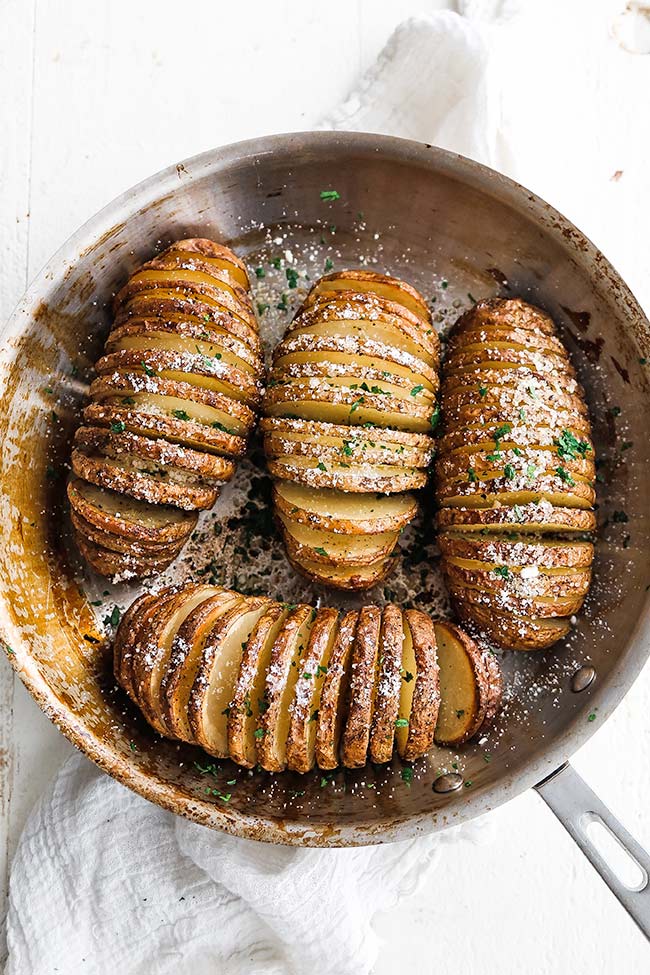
[[7, 3, 646, 973]]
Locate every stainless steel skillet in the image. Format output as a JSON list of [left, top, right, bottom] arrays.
[[0, 132, 649, 936]]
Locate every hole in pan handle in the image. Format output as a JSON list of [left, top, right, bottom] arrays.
[[535, 762, 650, 940]]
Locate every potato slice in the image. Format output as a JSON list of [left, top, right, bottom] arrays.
[[369, 604, 403, 764], [287, 309, 438, 364], [442, 558, 592, 597], [394, 613, 418, 758], [273, 481, 418, 535], [401, 610, 441, 761], [261, 416, 432, 452], [446, 581, 587, 619], [115, 292, 261, 354], [115, 268, 256, 329], [188, 597, 270, 758], [264, 378, 434, 433], [73, 530, 175, 578], [339, 606, 381, 767], [435, 502, 596, 534], [106, 320, 262, 377], [278, 514, 399, 567], [89, 373, 255, 437], [288, 553, 394, 590], [440, 488, 594, 512], [316, 611, 358, 769], [70, 508, 184, 559], [273, 334, 438, 388], [438, 447, 594, 485], [441, 381, 589, 419], [161, 589, 245, 742], [453, 297, 557, 337], [446, 326, 568, 358], [131, 584, 221, 736], [437, 468, 595, 509], [272, 359, 436, 403], [307, 270, 431, 324], [159, 238, 250, 288], [71, 450, 219, 511], [437, 421, 593, 459], [83, 401, 247, 459], [95, 348, 262, 407], [67, 477, 196, 544], [114, 590, 164, 702], [257, 605, 315, 772], [228, 603, 290, 768], [453, 599, 572, 651], [286, 608, 340, 773], [432, 621, 492, 745], [442, 360, 578, 395], [438, 533, 594, 568], [268, 455, 427, 493], [74, 426, 234, 483], [264, 429, 432, 470]]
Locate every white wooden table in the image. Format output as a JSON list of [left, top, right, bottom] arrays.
[[2, 1, 649, 970]]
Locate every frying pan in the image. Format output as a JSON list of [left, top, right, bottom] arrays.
[[1, 132, 649, 938]]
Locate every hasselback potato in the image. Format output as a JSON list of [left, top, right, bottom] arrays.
[[261, 269, 440, 589], [434, 298, 596, 651], [115, 584, 503, 771], [69, 238, 264, 578]]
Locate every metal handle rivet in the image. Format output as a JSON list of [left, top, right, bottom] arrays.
[[432, 772, 464, 794], [571, 665, 596, 693]]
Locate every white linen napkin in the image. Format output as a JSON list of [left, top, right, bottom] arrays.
[[8, 3, 641, 972]]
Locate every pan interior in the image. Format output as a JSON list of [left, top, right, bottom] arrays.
[[1, 135, 648, 844]]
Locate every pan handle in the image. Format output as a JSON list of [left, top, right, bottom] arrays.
[[535, 762, 650, 940]]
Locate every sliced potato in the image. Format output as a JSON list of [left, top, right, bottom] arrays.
[[452, 599, 572, 651], [437, 468, 595, 509], [89, 373, 255, 437], [115, 292, 261, 354], [71, 450, 219, 511], [73, 530, 173, 578], [257, 605, 315, 772], [394, 613, 418, 758], [74, 426, 235, 483], [401, 610, 441, 761], [264, 378, 434, 433], [286, 608, 340, 773], [67, 477, 196, 544], [113, 591, 163, 702], [188, 597, 270, 758], [341, 606, 381, 768], [83, 401, 247, 459], [446, 580, 586, 619], [106, 319, 262, 377], [162, 588, 245, 741], [315, 610, 358, 769], [95, 348, 262, 407], [132, 584, 220, 736], [369, 604, 403, 764], [227, 603, 290, 767], [268, 455, 427, 493], [156, 237, 250, 289], [287, 307, 438, 364], [264, 429, 432, 470], [432, 621, 491, 745], [307, 269, 431, 324], [288, 552, 394, 591], [435, 502, 596, 534], [438, 533, 594, 568], [438, 447, 594, 485], [273, 481, 418, 535], [279, 514, 399, 567], [273, 359, 436, 404], [273, 333, 438, 388], [70, 508, 184, 559], [443, 558, 592, 597], [452, 297, 557, 337]]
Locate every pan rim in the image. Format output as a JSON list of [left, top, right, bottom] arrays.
[[1, 130, 649, 845]]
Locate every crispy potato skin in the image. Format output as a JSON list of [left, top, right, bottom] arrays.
[[115, 587, 503, 769], [69, 238, 263, 578], [262, 269, 438, 589], [435, 298, 595, 651]]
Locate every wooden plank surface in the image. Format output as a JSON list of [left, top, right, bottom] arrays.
[[1, 1, 650, 971]]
